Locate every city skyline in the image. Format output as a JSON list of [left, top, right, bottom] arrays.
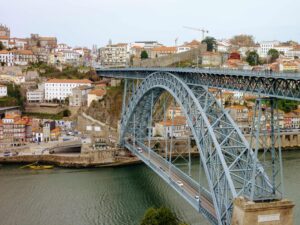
[[1, 0, 300, 47]]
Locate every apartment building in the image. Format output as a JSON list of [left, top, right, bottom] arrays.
[[69, 85, 92, 107], [0, 112, 32, 144], [100, 43, 128, 68], [154, 116, 188, 138], [45, 79, 92, 101], [0, 49, 36, 66]]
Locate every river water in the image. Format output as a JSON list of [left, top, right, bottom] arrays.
[[0, 150, 299, 225]]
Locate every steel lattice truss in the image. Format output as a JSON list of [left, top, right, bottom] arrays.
[[97, 67, 300, 101], [120, 72, 274, 225]]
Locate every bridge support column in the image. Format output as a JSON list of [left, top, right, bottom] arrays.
[[231, 197, 294, 225]]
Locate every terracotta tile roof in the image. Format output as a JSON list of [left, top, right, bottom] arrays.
[[89, 89, 106, 97], [46, 79, 92, 84], [14, 50, 34, 55], [0, 50, 10, 54], [158, 116, 186, 126], [227, 105, 248, 110], [0, 36, 9, 40], [152, 46, 177, 52]]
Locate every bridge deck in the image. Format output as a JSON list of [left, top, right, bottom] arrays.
[[97, 67, 300, 101], [125, 141, 219, 224]]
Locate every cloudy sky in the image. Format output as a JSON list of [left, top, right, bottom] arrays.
[[1, 0, 299, 48]]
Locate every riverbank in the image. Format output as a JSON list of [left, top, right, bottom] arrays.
[[0, 153, 142, 168]]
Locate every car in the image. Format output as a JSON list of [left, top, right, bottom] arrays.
[[195, 195, 200, 201], [176, 180, 183, 187], [137, 147, 143, 153]]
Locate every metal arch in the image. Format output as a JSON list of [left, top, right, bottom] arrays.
[[120, 72, 272, 225]]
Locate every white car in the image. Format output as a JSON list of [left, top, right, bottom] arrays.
[[195, 195, 200, 201], [176, 180, 183, 187], [137, 147, 143, 153]]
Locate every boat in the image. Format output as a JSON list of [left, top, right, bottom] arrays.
[[29, 165, 54, 170]]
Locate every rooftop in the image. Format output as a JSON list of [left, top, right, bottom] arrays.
[[46, 79, 92, 84]]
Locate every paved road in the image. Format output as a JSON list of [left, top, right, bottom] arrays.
[[126, 141, 218, 222]]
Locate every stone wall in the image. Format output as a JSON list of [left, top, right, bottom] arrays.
[[133, 45, 206, 67]]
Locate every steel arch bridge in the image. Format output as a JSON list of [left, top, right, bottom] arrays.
[[97, 68, 299, 225]]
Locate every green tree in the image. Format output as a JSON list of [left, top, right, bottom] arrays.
[[246, 51, 259, 66], [201, 36, 217, 52], [140, 207, 187, 225], [267, 49, 279, 62], [141, 50, 149, 59], [62, 109, 71, 117], [0, 41, 5, 50]]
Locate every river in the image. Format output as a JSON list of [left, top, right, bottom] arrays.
[[0, 150, 299, 225]]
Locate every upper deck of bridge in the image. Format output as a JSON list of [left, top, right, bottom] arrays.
[[96, 67, 300, 81]]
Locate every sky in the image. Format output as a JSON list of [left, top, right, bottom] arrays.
[[1, 0, 300, 48]]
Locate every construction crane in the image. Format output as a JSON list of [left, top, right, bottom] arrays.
[[183, 26, 209, 41]]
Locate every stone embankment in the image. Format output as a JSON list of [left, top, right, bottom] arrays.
[[0, 149, 141, 168]]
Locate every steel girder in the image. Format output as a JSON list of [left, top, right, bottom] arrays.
[[97, 68, 300, 101], [120, 72, 272, 225]]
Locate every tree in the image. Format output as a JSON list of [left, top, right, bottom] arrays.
[[63, 109, 71, 117], [201, 36, 217, 52], [267, 49, 279, 62], [230, 34, 255, 47], [141, 50, 149, 59], [0, 41, 5, 50], [140, 207, 185, 225], [246, 51, 259, 66]]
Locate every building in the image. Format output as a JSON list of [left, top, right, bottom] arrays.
[[1, 112, 32, 145], [45, 79, 92, 101], [13, 50, 36, 65], [132, 41, 163, 49], [100, 43, 128, 68], [43, 121, 55, 142], [29, 34, 57, 49], [8, 38, 27, 49], [217, 39, 232, 53], [154, 116, 188, 138], [0, 49, 36, 66], [0, 24, 10, 37], [0, 84, 7, 97], [26, 89, 44, 103], [258, 41, 293, 57], [0, 36, 9, 48], [150, 46, 177, 58], [202, 52, 222, 66], [0, 50, 14, 66], [87, 89, 106, 107], [227, 105, 249, 123], [167, 106, 183, 119], [69, 85, 92, 107], [286, 45, 300, 58]]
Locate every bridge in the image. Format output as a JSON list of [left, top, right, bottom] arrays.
[[97, 68, 298, 225]]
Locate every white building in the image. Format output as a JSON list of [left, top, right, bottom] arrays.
[[0, 50, 14, 66], [154, 116, 188, 138], [45, 79, 92, 101], [258, 41, 293, 57], [0, 85, 7, 97], [87, 89, 106, 107], [27, 89, 44, 102], [131, 41, 163, 49], [217, 40, 231, 53], [286, 45, 300, 58]]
